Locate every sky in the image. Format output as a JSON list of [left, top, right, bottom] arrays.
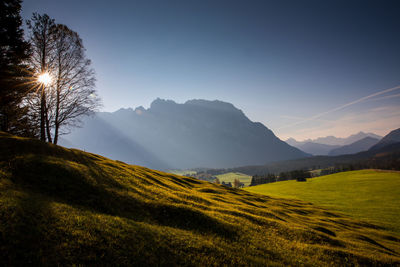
[[22, 0, 400, 140]]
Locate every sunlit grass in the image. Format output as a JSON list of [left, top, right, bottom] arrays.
[[245, 170, 400, 233], [0, 132, 399, 265]]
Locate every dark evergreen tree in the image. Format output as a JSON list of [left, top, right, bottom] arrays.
[[250, 175, 258, 186], [0, 0, 33, 136]]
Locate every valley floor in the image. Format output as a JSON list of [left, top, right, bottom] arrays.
[[245, 169, 400, 234]]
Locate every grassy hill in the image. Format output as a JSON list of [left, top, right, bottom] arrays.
[[1, 132, 400, 265], [216, 172, 252, 186], [245, 170, 400, 234]]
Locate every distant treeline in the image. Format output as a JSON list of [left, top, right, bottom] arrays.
[[195, 143, 400, 182], [320, 159, 400, 176], [184, 145, 400, 187], [249, 158, 400, 187], [250, 170, 310, 186]]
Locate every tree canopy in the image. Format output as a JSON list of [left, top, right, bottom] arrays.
[[0, 0, 32, 136]]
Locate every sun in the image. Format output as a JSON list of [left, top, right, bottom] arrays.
[[37, 72, 52, 86]]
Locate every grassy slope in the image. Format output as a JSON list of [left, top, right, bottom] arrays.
[[0, 132, 399, 266], [245, 170, 400, 234], [216, 172, 252, 186]]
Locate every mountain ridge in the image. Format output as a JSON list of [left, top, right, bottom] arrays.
[[370, 128, 400, 151], [287, 131, 382, 147], [62, 99, 308, 170], [288, 141, 341, 156], [329, 137, 380, 156], [286, 132, 382, 155]]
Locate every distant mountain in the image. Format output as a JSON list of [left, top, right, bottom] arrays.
[[286, 132, 382, 155], [295, 142, 340, 156], [370, 128, 400, 151], [328, 137, 380, 156], [285, 138, 304, 147], [62, 99, 308, 170], [313, 132, 382, 146]]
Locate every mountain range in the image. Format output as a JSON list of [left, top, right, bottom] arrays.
[[61, 99, 308, 170], [286, 132, 382, 155], [285, 140, 340, 156], [328, 137, 380, 156]]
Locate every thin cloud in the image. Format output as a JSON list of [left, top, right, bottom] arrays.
[[279, 105, 400, 140], [278, 85, 400, 130], [365, 93, 400, 102], [279, 115, 333, 123]]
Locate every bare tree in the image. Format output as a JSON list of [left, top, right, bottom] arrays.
[[26, 14, 100, 144], [233, 178, 242, 188], [50, 24, 99, 144]]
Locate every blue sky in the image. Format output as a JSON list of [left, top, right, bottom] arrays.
[[22, 0, 400, 140]]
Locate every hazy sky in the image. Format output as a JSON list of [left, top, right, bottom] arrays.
[[22, 0, 400, 140]]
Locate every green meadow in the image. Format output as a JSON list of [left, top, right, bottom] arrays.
[[216, 172, 252, 186], [245, 170, 400, 234], [168, 169, 197, 176], [1, 133, 399, 265]]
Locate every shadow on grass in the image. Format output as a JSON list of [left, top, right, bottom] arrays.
[[0, 187, 193, 266], [0, 191, 57, 265], [357, 235, 398, 255], [9, 156, 238, 240]]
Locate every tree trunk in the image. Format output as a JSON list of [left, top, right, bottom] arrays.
[[54, 123, 59, 145], [45, 105, 52, 143], [53, 100, 60, 144], [53, 64, 61, 145], [45, 112, 52, 143], [40, 86, 46, 141]]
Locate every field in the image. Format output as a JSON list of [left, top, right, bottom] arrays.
[[168, 169, 197, 176], [245, 170, 400, 234], [216, 172, 252, 186], [1, 132, 399, 265]]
